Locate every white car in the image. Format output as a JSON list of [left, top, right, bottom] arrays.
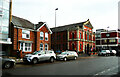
[[98, 50, 110, 56], [23, 50, 56, 64], [110, 50, 117, 56], [56, 51, 78, 61]]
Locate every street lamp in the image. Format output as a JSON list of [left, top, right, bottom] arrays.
[[55, 8, 58, 51], [106, 26, 109, 50]]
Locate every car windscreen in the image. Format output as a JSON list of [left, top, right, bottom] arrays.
[[32, 51, 41, 55], [101, 50, 106, 52], [61, 52, 68, 55]]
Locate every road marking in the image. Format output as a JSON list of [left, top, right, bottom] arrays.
[[94, 66, 119, 76]]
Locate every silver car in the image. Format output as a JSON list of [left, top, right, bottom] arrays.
[[0, 57, 16, 69], [0, 51, 16, 69], [23, 50, 56, 64], [56, 51, 78, 61]]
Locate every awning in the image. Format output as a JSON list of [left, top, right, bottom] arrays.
[[18, 40, 33, 43]]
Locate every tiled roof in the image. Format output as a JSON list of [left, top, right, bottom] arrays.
[[51, 21, 86, 32], [12, 15, 34, 30]]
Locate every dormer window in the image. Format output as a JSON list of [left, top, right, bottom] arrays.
[[40, 32, 44, 40], [22, 30, 30, 39]]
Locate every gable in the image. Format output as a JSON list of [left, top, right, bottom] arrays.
[[83, 20, 93, 29], [36, 23, 52, 34]]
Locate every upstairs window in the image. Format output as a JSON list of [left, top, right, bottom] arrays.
[[72, 33, 74, 39], [40, 32, 44, 40], [106, 34, 110, 37], [80, 33, 81, 39], [45, 32, 48, 41], [22, 30, 30, 39]]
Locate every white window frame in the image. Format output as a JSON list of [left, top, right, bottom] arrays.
[[22, 30, 30, 39], [20, 43, 32, 52], [45, 43, 48, 50], [40, 32, 44, 40], [40, 43, 43, 50], [45, 32, 48, 41]]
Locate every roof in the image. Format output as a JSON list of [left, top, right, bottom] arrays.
[[35, 22, 52, 34], [12, 15, 34, 29], [51, 19, 93, 32], [35, 22, 44, 30]]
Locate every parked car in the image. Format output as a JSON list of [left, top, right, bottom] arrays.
[[98, 50, 110, 56], [0, 57, 16, 69], [56, 51, 78, 61], [0, 51, 16, 69], [110, 50, 117, 56], [23, 50, 56, 64]]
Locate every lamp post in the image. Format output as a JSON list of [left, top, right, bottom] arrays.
[[55, 8, 58, 51], [106, 26, 109, 50]]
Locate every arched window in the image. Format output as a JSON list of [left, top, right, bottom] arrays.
[[40, 32, 44, 40], [40, 43, 43, 50], [45, 43, 48, 50], [45, 32, 48, 41]]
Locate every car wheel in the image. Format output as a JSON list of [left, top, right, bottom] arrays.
[[4, 62, 13, 69], [50, 57, 54, 63], [74, 57, 77, 60], [64, 57, 67, 61], [32, 58, 38, 64]]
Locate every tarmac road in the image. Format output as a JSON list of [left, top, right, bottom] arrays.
[[2, 56, 120, 76]]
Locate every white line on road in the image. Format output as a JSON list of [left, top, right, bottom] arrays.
[[94, 66, 119, 76]]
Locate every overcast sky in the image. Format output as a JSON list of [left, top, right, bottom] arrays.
[[12, 0, 119, 31]]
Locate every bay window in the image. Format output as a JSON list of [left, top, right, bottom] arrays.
[[20, 43, 32, 52]]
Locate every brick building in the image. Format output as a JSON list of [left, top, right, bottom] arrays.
[[51, 19, 96, 54], [96, 29, 120, 51], [10, 16, 52, 57]]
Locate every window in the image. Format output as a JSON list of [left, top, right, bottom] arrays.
[[72, 33, 74, 39], [45, 43, 48, 50], [87, 31, 89, 41], [22, 30, 30, 39], [40, 32, 44, 40], [104, 40, 107, 43], [109, 39, 116, 42], [40, 43, 43, 50], [80, 44, 82, 50], [85, 31, 86, 40], [80, 33, 81, 39], [72, 44, 74, 50], [45, 32, 48, 41], [119, 39, 120, 43], [106, 34, 110, 37], [20, 43, 32, 52]]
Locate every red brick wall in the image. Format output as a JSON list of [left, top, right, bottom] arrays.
[[69, 30, 77, 39], [36, 25, 51, 51], [13, 28, 35, 53]]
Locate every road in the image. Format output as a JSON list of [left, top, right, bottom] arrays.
[[2, 56, 120, 76]]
